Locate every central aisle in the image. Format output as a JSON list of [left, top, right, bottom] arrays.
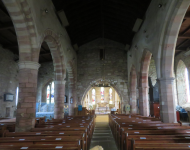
[[90, 115, 118, 150]]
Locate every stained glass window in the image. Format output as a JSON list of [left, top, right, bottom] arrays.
[[47, 85, 50, 104], [16, 87, 19, 106], [46, 81, 55, 104], [109, 88, 113, 104], [101, 87, 104, 103], [92, 89, 95, 105], [51, 82, 54, 103]]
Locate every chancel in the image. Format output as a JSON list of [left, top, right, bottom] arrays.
[[0, 0, 190, 150]]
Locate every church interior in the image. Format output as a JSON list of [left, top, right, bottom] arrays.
[[0, 0, 190, 149]]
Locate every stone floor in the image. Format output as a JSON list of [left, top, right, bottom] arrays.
[[90, 115, 118, 150]]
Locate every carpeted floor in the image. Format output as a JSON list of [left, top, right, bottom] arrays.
[[90, 115, 118, 150]]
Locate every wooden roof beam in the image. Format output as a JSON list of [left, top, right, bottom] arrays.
[[184, 14, 190, 19], [3, 45, 18, 49], [0, 23, 13, 31], [178, 35, 190, 39]]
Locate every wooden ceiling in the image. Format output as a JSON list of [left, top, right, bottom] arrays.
[[0, 0, 152, 63], [0, 1, 52, 63], [176, 6, 190, 56], [52, 0, 151, 47]]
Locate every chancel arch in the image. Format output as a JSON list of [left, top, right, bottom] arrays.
[[81, 79, 123, 114]]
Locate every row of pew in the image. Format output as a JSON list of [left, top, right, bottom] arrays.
[[0, 118, 16, 137], [109, 114, 190, 150], [0, 115, 95, 150]]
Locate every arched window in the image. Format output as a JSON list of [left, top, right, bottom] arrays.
[[16, 87, 19, 106], [109, 88, 113, 104], [101, 87, 104, 103], [92, 89, 95, 105], [46, 81, 55, 104], [51, 82, 54, 103], [47, 85, 50, 104]]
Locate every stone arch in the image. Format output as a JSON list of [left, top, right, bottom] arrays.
[[2, 0, 38, 61], [81, 79, 123, 105], [39, 29, 66, 119], [39, 29, 66, 79], [130, 65, 137, 114], [161, 1, 190, 78], [139, 49, 152, 116], [158, 0, 190, 123], [176, 60, 189, 106]]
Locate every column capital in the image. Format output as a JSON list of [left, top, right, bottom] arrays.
[[54, 80, 66, 85], [18, 61, 40, 70], [157, 77, 175, 82], [138, 86, 149, 89]]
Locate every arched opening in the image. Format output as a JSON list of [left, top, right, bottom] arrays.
[[35, 30, 66, 119], [159, 0, 190, 123], [148, 57, 159, 118], [139, 50, 152, 116], [83, 86, 121, 114], [46, 81, 54, 104]]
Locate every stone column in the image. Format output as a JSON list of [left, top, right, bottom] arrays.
[[158, 78, 176, 123], [130, 89, 137, 114], [139, 87, 149, 116], [69, 85, 77, 116], [16, 61, 40, 132], [54, 81, 66, 119]]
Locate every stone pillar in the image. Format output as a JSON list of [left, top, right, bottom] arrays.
[[139, 87, 149, 116], [16, 61, 40, 132], [130, 89, 137, 114], [54, 81, 66, 119], [69, 85, 77, 116], [158, 78, 177, 123]]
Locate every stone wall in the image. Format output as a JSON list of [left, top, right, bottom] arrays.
[[77, 38, 129, 110], [0, 46, 18, 118]]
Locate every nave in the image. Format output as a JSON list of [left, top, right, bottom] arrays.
[[1, 113, 190, 150]]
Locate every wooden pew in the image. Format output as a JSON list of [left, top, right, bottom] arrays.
[[0, 136, 83, 150], [0, 143, 81, 150], [0, 115, 95, 150], [4, 130, 87, 150], [126, 135, 190, 150], [109, 114, 190, 150], [132, 143, 190, 150]]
